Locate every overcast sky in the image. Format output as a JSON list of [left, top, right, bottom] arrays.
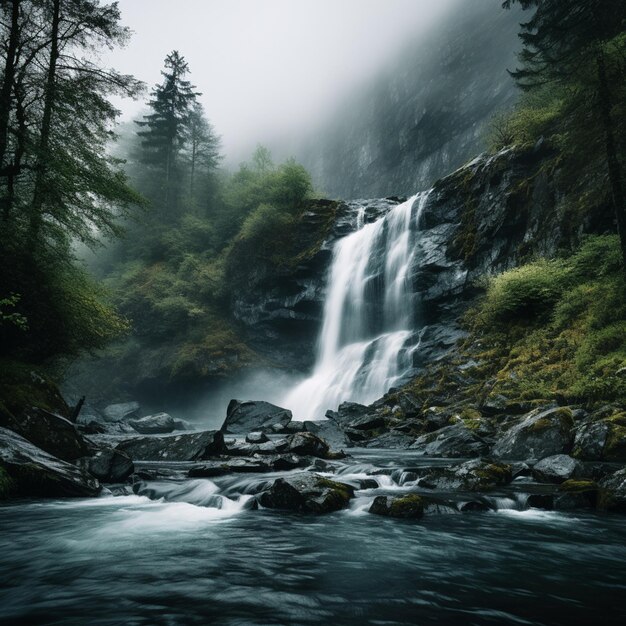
[[104, 0, 456, 163]]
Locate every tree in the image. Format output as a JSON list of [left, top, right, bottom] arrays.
[[504, 0, 626, 266], [136, 50, 199, 218]]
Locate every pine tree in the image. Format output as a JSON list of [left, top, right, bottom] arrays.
[[504, 0, 626, 267], [136, 50, 200, 218]]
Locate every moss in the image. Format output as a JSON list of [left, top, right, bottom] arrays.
[[388, 494, 425, 517], [603, 424, 626, 462], [0, 466, 15, 499], [473, 463, 511, 487], [529, 417, 552, 433], [558, 479, 598, 493], [317, 478, 353, 502]]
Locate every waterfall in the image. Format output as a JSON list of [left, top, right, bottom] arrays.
[[284, 192, 430, 421]]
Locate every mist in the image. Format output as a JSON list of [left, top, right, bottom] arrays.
[[104, 0, 458, 164]]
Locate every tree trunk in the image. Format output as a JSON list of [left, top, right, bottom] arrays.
[[28, 0, 61, 242], [0, 0, 21, 221], [596, 52, 626, 268]]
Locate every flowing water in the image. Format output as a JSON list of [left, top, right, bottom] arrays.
[[284, 193, 429, 421], [2, 450, 626, 626]]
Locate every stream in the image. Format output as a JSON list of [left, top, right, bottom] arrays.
[[2, 449, 626, 626]]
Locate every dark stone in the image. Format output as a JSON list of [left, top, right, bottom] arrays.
[[410, 423, 489, 458], [491, 407, 574, 462], [103, 402, 140, 422], [258, 473, 354, 513], [366, 431, 414, 449], [116, 430, 226, 462], [526, 494, 553, 510], [189, 453, 309, 477], [325, 402, 369, 425], [222, 400, 292, 434], [458, 500, 490, 512], [598, 468, 626, 513], [3, 406, 93, 462], [420, 459, 512, 491], [304, 420, 352, 450], [346, 414, 386, 431], [80, 447, 134, 483], [287, 432, 330, 458], [531, 454, 583, 484], [245, 432, 269, 444], [0, 427, 101, 498], [369, 494, 424, 519], [128, 412, 186, 434]]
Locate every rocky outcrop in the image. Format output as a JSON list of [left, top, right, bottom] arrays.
[[531, 455, 583, 484], [257, 473, 354, 513], [79, 447, 134, 483], [128, 412, 188, 434], [410, 423, 489, 458], [221, 400, 292, 434], [420, 459, 512, 491], [0, 427, 101, 498], [116, 430, 226, 462]]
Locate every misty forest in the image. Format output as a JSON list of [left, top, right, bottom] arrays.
[[1, 0, 626, 624]]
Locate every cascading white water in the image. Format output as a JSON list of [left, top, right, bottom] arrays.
[[283, 192, 430, 421]]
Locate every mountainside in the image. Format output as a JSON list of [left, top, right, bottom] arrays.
[[293, 0, 523, 198]]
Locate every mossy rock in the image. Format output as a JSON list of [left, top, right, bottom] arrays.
[[369, 494, 425, 519], [558, 479, 598, 494]]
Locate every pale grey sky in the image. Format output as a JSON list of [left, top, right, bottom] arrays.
[[104, 0, 457, 163]]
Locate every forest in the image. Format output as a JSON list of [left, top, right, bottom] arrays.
[[1, 1, 626, 625]]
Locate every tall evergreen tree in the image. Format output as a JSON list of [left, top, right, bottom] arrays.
[[504, 0, 626, 266], [136, 50, 199, 218]]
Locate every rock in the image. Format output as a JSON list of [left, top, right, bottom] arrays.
[[491, 407, 574, 461], [189, 453, 308, 477], [103, 402, 140, 422], [257, 473, 354, 513], [526, 494, 553, 510], [127, 413, 184, 434], [598, 468, 626, 513], [480, 394, 509, 416], [345, 414, 386, 431], [0, 427, 100, 498], [365, 430, 414, 449], [116, 430, 226, 462], [510, 462, 532, 478], [325, 402, 369, 425], [369, 494, 424, 519], [573, 415, 626, 462], [554, 479, 598, 510], [409, 423, 489, 457], [421, 459, 512, 491], [245, 431, 269, 444], [2, 406, 93, 462], [286, 432, 329, 457], [221, 400, 292, 434], [79, 447, 134, 483], [531, 454, 583, 484], [304, 420, 352, 449]]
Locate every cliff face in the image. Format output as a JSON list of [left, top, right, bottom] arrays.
[[233, 143, 614, 375], [293, 1, 523, 199]]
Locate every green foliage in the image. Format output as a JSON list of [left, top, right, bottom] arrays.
[[0, 294, 28, 331], [467, 236, 626, 404]]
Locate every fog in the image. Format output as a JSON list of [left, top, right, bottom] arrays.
[[104, 0, 458, 164]]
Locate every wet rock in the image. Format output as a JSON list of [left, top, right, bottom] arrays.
[[532, 454, 583, 484], [325, 402, 369, 425], [409, 423, 489, 457], [128, 413, 186, 435], [458, 499, 490, 512], [598, 468, 626, 513], [510, 462, 532, 478], [221, 400, 292, 434], [103, 402, 140, 422], [79, 447, 134, 483], [0, 427, 101, 498], [526, 494, 553, 510], [480, 394, 509, 416], [491, 407, 574, 462], [422, 459, 512, 491], [245, 432, 269, 444], [369, 494, 424, 519], [393, 418, 425, 434], [366, 430, 414, 449], [116, 430, 226, 462], [554, 480, 598, 510], [304, 420, 352, 450], [345, 414, 386, 431], [258, 473, 354, 513], [2, 407, 93, 462], [287, 432, 330, 457], [573, 414, 626, 462], [190, 453, 310, 477]]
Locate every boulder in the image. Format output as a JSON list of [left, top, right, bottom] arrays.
[[420, 459, 512, 491], [325, 402, 369, 425], [103, 402, 141, 422], [128, 412, 186, 435], [491, 407, 574, 461], [257, 473, 354, 513], [287, 432, 330, 457], [79, 447, 134, 483], [345, 413, 386, 431], [116, 430, 226, 462], [369, 494, 424, 519], [366, 430, 414, 449], [245, 432, 269, 444], [554, 479, 598, 510], [573, 416, 626, 462], [304, 420, 352, 449], [221, 400, 292, 434], [409, 423, 489, 457], [2, 406, 93, 462], [598, 468, 626, 513], [0, 426, 101, 498], [189, 453, 308, 477], [531, 454, 583, 484]]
